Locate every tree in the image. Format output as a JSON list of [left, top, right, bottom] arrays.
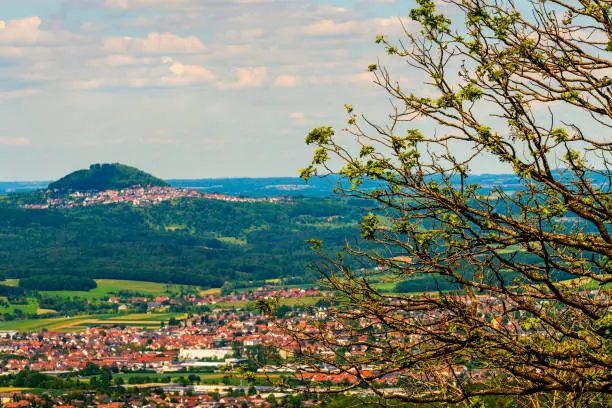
[[283, 0, 611, 406]]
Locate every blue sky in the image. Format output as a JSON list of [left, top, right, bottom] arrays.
[[0, 0, 517, 180]]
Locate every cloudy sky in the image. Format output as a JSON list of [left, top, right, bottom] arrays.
[[0, 0, 420, 180]]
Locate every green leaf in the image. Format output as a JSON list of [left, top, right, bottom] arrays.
[[550, 127, 568, 143], [360, 213, 379, 240], [305, 126, 335, 145], [298, 166, 315, 181], [458, 83, 483, 102], [360, 145, 375, 157], [312, 148, 328, 165]]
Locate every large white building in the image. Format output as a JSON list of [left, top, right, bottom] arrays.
[[178, 348, 233, 361]]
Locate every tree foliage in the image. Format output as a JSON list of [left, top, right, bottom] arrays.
[[286, 0, 611, 406], [19, 275, 97, 291], [48, 163, 169, 192], [0, 197, 364, 286]]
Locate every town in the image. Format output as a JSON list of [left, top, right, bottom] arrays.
[[22, 187, 288, 210], [0, 283, 578, 408]]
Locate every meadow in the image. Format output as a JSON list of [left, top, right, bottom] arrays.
[[0, 279, 199, 332], [39, 279, 196, 300], [0, 312, 187, 332]]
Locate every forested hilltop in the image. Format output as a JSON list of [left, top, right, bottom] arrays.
[[48, 163, 169, 191], [0, 196, 363, 287]]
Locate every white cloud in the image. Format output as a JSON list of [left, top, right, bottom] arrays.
[[0, 89, 42, 100], [0, 137, 31, 146], [289, 112, 309, 125], [166, 61, 215, 83], [104, 32, 207, 54], [300, 16, 412, 37], [107, 55, 136, 66], [142, 137, 180, 145], [373, 17, 413, 36], [220, 28, 265, 41], [302, 19, 361, 36], [101, 0, 274, 10], [70, 79, 114, 90], [274, 75, 301, 88], [348, 72, 376, 84], [217, 67, 268, 89], [101, 0, 192, 9], [0, 16, 81, 46], [0, 17, 44, 43], [89, 54, 161, 67]]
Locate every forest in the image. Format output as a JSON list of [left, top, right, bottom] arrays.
[[19, 275, 98, 291], [0, 196, 366, 287]]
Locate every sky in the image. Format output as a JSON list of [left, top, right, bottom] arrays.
[[0, 0, 422, 180]]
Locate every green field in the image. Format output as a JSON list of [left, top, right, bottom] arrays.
[[0, 279, 202, 317], [0, 312, 187, 332], [215, 295, 322, 310], [108, 372, 280, 386], [0, 297, 39, 315], [38, 279, 197, 300], [2, 279, 199, 301]]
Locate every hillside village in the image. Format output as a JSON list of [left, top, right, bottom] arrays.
[[22, 187, 288, 210]]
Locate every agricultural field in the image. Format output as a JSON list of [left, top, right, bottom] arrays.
[[101, 372, 281, 386], [0, 312, 187, 332], [39, 279, 200, 300], [0, 279, 203, 318], [200, 288, 221, 296], [214, 295, 322, 310]]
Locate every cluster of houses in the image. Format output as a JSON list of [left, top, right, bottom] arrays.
[[0, 310, 288, 373], [0, 287, 567, 406], [194, 286, 321, 307], [101, 286, 322, 315], [0, 292, 509, 380], [0, 391, 285, 407], [0, 308, 308, 407], [22, 187, 288, 209]]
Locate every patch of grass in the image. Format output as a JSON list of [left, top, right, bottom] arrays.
[[214, 296, 322, 310], [0, 317, 67, 331], [39, 279, 196, 301], [216, 236, 247, 246], [0, 298, 39, 315], [111, 372, 279, 386], [0, 312, 187, 332], [0, 279, 19, 287], [105, 312, 186, 322], [200, 288, 221, 296], [294, 221, 359, 230], [560, 276, 611, 290], [373, 281, 398, 292], [279, 296, 321, 307], [165, 224, 188, 231]]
